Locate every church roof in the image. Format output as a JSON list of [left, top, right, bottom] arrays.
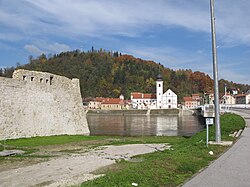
[[156, 74, 163, 81]]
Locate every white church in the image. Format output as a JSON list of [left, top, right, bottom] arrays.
[[131, 74, 178, 109]]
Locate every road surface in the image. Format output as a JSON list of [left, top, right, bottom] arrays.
[[183, 108, 250, 187]]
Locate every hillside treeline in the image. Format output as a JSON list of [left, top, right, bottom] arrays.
[[1, 49, 249, 100]]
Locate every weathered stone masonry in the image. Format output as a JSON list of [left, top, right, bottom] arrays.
[[0, 69, 89, 140]]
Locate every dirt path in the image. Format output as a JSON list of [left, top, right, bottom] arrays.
[[0, 144, 169, 187]]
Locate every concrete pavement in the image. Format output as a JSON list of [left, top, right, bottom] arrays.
[[183, 109, 250, 187]]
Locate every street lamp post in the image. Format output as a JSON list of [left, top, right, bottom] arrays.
[[210, 0, 221, 143]]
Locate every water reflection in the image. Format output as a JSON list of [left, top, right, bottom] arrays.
[[87, 112, 204, 137]]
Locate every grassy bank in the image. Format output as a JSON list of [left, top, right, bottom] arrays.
[[1, 135, 108, 148], [0, 113, 245, 186]]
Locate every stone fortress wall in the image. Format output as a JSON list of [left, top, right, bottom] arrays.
[[0, 69, 89, 140]]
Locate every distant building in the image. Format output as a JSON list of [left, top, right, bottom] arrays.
[[131, 74, 178, 109], [183, 97, 198, 109], [101, 98, 124, 110], [88, 95, 129, 110], [88, 97, 105, 109], [182, 93, 201, 109], [191, 94, 201, 105], [156, 75, 177, 109], [235, 94, 250, 104], [130, 92, 156, 109], [222, 93, 236, 104]]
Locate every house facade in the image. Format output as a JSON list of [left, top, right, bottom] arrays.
[[88, 97, 105, 109], [100, 98, 124, 110], [191, 94, 201, 105], [130, 92, 156, 109], [88, 95, 128, 110], [235, 94, 250, 104], [183, 97, 199, 109], [222, 94, 236, 104]]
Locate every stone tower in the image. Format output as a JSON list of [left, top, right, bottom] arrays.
[[156, 74, 163, 109]]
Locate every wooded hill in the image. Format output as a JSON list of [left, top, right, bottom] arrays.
[[1, 49, 249, 100]]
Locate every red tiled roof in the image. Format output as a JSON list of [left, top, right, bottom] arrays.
[[131, 92, 143, 99], [102, 98, 124, 105], [235, 94, 247, 97], [131, 92, 156, 99], [183, 97, 196, 102], [143, 93, 156, 99]]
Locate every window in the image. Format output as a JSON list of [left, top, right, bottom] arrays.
[[22, 76, 26, 80], [168, 99, 171, 103], [159, 84, 161, 87], [46, 79, 49, 83], [50, 76, 53, 85], [31, 77, 34, 81], [40, 78, 43, 83]]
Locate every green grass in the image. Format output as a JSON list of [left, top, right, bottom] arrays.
[[81, 113, 245, 187], [0, 135, 108, 147]]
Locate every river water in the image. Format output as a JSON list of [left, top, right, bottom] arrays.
[[87, 113, 205, 137]]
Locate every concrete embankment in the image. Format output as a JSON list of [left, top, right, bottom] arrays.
[[87, 109, 180, 116]]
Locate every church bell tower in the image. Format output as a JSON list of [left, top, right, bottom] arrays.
[[156, 74, 163, 109]]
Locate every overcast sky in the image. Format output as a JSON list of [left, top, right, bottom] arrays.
[[0, 0, 249, 84]]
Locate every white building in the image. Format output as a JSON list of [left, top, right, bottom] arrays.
[[156, 74, 177, 109], [222, 94, 236, 105], [130, 92, 156, 109], [131, 74, 178, 109]]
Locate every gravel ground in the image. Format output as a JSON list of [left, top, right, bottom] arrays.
[[0, 143, 170, 187]]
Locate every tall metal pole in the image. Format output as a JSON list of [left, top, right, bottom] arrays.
[[210, 0, 221, 143]]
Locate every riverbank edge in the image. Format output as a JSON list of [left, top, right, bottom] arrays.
[[87, 108, 180, 115]]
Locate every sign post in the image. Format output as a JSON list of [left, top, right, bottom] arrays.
[[206, 118, 214, 147]]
